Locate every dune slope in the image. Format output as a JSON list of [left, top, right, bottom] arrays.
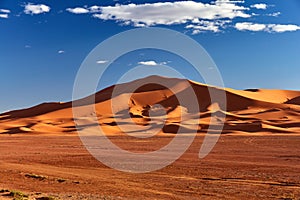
[[1, 76, 300, 135]]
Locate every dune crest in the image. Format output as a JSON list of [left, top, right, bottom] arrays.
[[1, 76, 300, 135]]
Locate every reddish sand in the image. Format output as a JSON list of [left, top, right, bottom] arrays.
[[1, 75, 300, 135], [0, 76, 299, 199], [0, 134, 299, 199]]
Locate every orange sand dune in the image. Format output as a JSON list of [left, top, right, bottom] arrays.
[[1, 75, 300, 135]]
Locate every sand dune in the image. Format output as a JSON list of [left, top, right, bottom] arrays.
[[1, 75, 300, 135]]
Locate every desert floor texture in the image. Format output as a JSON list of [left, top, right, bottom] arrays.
[[0, 76, 299, 199]]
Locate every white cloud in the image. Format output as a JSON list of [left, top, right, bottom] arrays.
[[235, 22, 266, 31], [186, 23, 219, 33], [66, 7, 89, 14], [66, 5, 101, 14], [266, 12, 280, 17], [235, 22, 300, 32], [269, 24, 300, 33], [64, 1, 300, 34], [191, 29, 201, 35], [89, 6, 101, 13], [138, 61, 168, 66], [0, 14, 8, 19], [185, 20, 230, 33], [92, 1, 250, 28], [0, 9, 10, 13], [0, 9, 10, 18], [138, 61, 158, 66], [250, 3, 267, 10], [96, 60, 109, 64], [25, 45, 31, 48], [58, 50, 65, 54], [24, 3, 50, 15]]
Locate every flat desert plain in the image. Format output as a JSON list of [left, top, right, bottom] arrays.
[[0, 76, 299, 199]]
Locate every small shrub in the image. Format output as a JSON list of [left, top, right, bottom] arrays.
[[8, 190, 29, 200], [56, 178, 66, 183], [36, 196, 57, 200], [25, 173, 47, 180]]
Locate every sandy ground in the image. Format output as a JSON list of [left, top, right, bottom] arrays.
[[0, 76, 300, 199], [1, 76, 300, 136], [0, 134, 299, 200]]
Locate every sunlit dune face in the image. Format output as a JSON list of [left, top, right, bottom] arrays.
[[128, 83, 176, 129]]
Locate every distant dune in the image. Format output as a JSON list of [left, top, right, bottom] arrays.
[[1, 75, 300, 135]]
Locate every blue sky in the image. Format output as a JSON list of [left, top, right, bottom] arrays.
[[0, 0, 300, 112]]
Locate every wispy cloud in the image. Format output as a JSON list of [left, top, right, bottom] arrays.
[[96, 60, 109, 64], [58, 50, 65, 54], [0, 8, 10, 18], [66, 7, 89, 14], [24, 3, 50, 15], [0, 14, 8, 19], [138, 61, 168, 66], [250, 3, 267, 10], [0, 9, 10, 13], [235, 22, 300, 33], [266, 12, 280, 17], [185, 20, 230, 34]]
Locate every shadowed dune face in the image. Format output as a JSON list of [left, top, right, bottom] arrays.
[[285, 96, 300, 105], [1, 75, 300, 135]]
